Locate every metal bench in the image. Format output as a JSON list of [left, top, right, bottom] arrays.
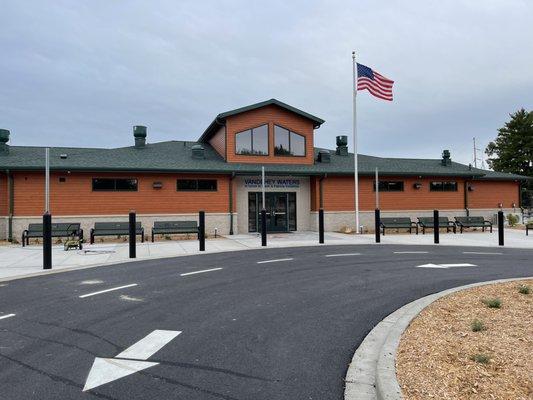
[[417, 217, 456, 234], [22, 223, 83, 247], [380, 217, 418, 235], [90, 222, 144, 244], [454, 216, 493, 233], [151, 221, 198, 242], [526, 222, 533, 236]]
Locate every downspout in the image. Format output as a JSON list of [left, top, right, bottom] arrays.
[[229, 172, 235, 235], [464, 179, 469, 216], [319, 174, 327, 209], [6, 170, 14, 242]]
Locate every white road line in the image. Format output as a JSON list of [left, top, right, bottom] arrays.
[[257, 258, 294, 264], [440, 263, 477, 267], [463, 251, 502, 255], [116, 330, 181, 360], [79, 284, 138, 298], [394, 251, 429, 254], [180, 267, 222, 276], [325, 253, 361, 257], [0, 313, 16, 320]]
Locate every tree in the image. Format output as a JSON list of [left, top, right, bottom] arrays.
[[485, 109, 533, 176], [486, 109, 533, 207]]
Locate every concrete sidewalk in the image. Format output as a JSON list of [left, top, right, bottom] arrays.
[[0, 229, 531, 281]]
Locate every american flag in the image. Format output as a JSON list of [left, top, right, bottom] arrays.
[[356, 63, 394, 101]]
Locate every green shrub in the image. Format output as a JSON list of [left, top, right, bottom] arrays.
[[470, 353, 490, 364], [471, 319, 486, 332], [518, 284, 531, 295], [482, 298, 502, 308], [507, 213, 519, 226]]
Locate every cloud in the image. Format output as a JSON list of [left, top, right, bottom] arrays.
[[1, 0, 532, 165]]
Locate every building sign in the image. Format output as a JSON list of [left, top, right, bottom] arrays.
[[244, 178, 300, 189]]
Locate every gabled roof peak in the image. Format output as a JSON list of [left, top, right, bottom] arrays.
[[199, 99, 325, 142]]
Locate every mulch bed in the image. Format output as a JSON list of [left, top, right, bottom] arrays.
[[396, 279, 532, 399]]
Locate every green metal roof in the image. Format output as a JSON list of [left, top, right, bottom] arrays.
[[199, 98, 325, 142], [0, 141, 528, 180]]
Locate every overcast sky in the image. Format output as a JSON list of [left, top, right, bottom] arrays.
[[1, 0, 532, 165]]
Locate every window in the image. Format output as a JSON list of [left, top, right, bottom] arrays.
[[430, 181, 458, 192], [235, 124, 268, 155], [274, 125, 305, 156], [177, 179, 217, 191], [92, 178, 138, 191], [373, 181, 404, 192]]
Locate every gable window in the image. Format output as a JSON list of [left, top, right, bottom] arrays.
[[177, 179, 217, 191], [274, 125, 305, 156], [430, 181, 458, 192], [92, 178, 138, 191], [373, 181, 404, 192], [235, 124, 268, 155]]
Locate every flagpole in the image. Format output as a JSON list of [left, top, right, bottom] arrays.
[[352, 51, 360, 233]]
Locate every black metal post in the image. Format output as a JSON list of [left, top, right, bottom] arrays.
[[199, 211, 205, 251], [129, 211, 136, 258], [319, 208, 324, 244], [375, 208, 381, 243], [261, 209, 267, 246], [433, 210, 439, 244], [43, 212, 52, 269], [498, 210, 504, 246]]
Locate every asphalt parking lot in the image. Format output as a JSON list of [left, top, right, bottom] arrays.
[[0, 244, 531, 399]]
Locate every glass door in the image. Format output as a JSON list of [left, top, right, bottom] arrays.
[[266, 193, 287, 232]]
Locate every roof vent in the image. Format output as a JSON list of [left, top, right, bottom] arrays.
[[335, 135, 348, 156], [191, 144, 205, 159], [0, 129, 10, 154], [317, 150, 331, 163], [441, 149, 451, 166], [133, 125, 147, 148]]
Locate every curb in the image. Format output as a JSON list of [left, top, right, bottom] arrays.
[[344, 276, 533, 400]]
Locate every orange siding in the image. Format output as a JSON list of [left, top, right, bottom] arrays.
[[0, 174, 7, 216], [323, 176, 467, 211], [209, 125, 226, 158], [225, 105, 315, 165], [12, 172, 230, 216], [468, 180, 519, 209]]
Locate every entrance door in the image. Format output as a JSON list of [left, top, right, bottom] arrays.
[[265, 192, 287, 232], [248, 192, 297, 233]]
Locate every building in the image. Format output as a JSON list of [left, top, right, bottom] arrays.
[[0, 99, 526, 242]]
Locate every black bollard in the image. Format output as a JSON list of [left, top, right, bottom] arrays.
[[498, 210, 504, 246], [375, 209, 381, 243], [129, 211, 136, 258], [43, 212, 52, 269], [199, 211, 205, 251], [261, 209, 267, 246], [433, 210, 439, 244], [319, 208, 324, 244]]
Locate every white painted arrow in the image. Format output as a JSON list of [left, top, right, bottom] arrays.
[[83, 329, 181, 392], [416, 263, 477, 269], [83, 358, 158, 391]]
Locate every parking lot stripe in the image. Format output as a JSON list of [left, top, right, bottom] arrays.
[[0, 313, 16, 320], [325, 253, 361, 257], [257, 258, 294, 264], [463, 251, 502, 255], [393, 251, 429, 254], [180, 268, 222, 276], [79, 284, 138, 298]]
